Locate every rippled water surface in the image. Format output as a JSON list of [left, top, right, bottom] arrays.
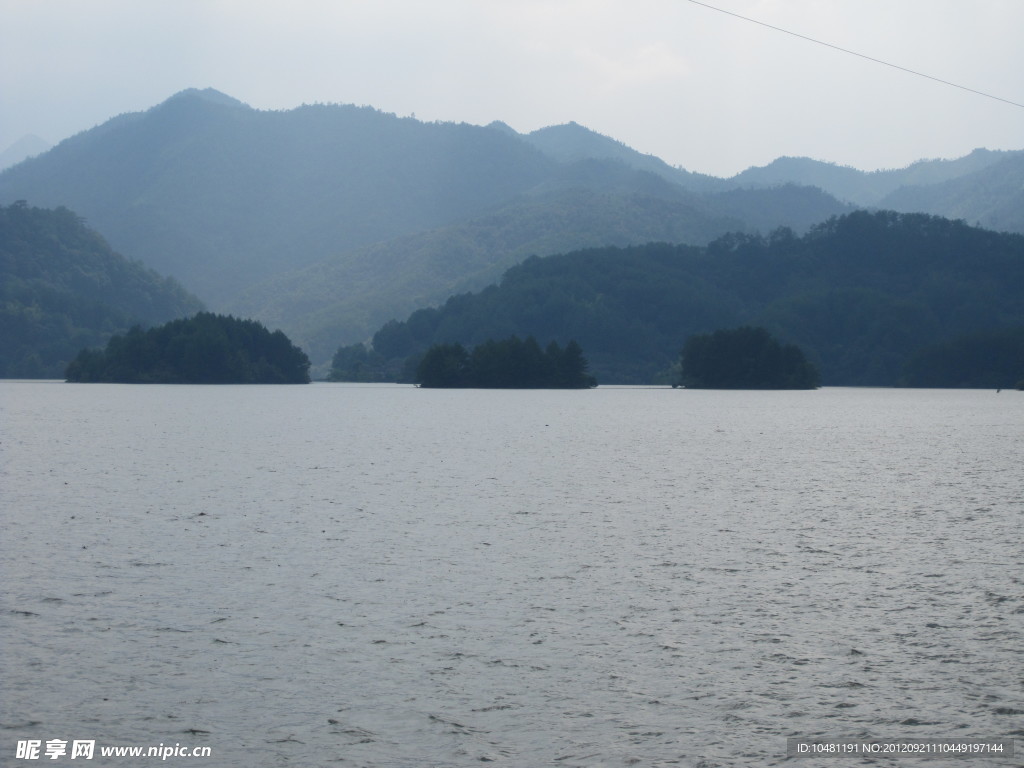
[[2, 382, 1022, 766]]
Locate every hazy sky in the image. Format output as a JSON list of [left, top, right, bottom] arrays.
[[2, 0, 1022, 177]]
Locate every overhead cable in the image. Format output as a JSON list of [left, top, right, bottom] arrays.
[[685, 0, 1024, 109]]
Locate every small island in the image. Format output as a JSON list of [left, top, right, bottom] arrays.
[[677, 326, 819, 389], [65, 312, 311, 384], [416, 336, 597, 388]]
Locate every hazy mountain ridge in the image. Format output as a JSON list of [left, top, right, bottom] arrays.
[[513, 122, 1024, 222], [878, 152, 1024, 233], [521, 122, 726, 193], [729, 149, 1024, 213], [0, 89, 558, 305], [1, 88, 1019, 371]]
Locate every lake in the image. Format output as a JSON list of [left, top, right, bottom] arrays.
[[1, 382, 1021, 766]]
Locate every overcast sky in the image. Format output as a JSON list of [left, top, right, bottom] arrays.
[[2, 0, 1022, 177]]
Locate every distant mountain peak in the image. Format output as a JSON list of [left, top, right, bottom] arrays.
[[486, 120, 518, 136], [749, 156, 858, 174], [526, 122, 641, 163], [162, 88, 250, 110], [730, 148, 1024, 208]]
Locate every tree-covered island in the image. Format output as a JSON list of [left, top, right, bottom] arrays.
[[65, 312, 310, 383], [677, 326, 819, 389], [416, 336, 597, 388]]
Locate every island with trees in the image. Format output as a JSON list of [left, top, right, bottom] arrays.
[[328, 342, 393, 382], [416, 336, 597, 388], [65, 312, 310, 384], [677, 326, 819, 389]]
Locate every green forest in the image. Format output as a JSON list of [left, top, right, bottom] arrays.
[[415, 336, 597, 388], [0, 201, 202, 378], [355, 211, 1024, 387], [678, 326, 819, 389], [900, 327, 1024, 389], [65, 312, 310, 384]]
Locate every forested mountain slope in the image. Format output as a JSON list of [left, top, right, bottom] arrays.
[[878, 152, 1024, 234], [361, 211, 1024, 385], [234, 178, 855, 364], [230, 183, 747, 363], [0, 202, 203, 378]]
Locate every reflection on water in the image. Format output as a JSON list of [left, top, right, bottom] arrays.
[[2, 383, 1021, 766]]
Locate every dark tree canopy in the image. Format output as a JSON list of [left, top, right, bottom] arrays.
[[679, 326, 819, 389], [328, 342, 393, 382], [65, 312, 310, 384], [415, 336, 596, 388], [900, 327, 1024, 388]]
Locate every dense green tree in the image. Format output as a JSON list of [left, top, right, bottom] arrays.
[[415, 342, 470, 387], [550, 340, 596, 388], [416, 336, 596, 388], [328, 342, 392, 382], [678, 326, 819, 389], [65, 312, 310, 383], [900, 327, 1024, 388]]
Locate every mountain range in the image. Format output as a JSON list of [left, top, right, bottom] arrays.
[[1, 88, 1021, 372]]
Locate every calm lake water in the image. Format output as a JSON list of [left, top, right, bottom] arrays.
[[1, 382, 1021, 767]]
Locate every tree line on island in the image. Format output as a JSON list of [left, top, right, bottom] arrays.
[[345, 327, 819, 390], [61, 308, 1022, 390], [65, 312, 310, 384], [416, 336, 597, 388], [677, 326, 819, 389], [60, 311, 825, 390]]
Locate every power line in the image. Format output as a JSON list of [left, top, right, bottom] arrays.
[[684, 0, 1024, 109]]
